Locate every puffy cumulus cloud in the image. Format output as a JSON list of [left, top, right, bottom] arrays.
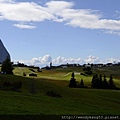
[[32, 57, 40, 64], [1, 0, 120, 34], [53, 56, 67, 64], [13, 55, 109, 67], [13, 55, 120, 67], [13, 55, 52, 66], [84, 55, 100, 64], [52, 56, 83, 65], [105, 58, 119, 64], [40, 54, 52, 63], [12, 55, 120, 67]]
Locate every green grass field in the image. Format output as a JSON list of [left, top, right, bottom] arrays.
[[0, 66, 120, 115]]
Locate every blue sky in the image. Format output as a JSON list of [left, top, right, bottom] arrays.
[[0, 0, 120, 67]]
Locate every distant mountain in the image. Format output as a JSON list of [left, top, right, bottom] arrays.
[[0, 39, 10, 63]]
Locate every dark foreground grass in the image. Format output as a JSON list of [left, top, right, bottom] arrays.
[[0, 74, 120, 115], [0, 89, 120, 115]]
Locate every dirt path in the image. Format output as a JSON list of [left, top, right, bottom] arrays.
[[63, 72, 71, 76], [63, 72, 81, 76]]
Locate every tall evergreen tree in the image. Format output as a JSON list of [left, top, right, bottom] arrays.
[[91, 74, 96, 88], [91, 74, 100, 88], [79, 79, 84, 88], [103, 75, 109, 89], [71, 72, 75, 79], [69, 72, 77, 88], [99, 74, 103, 89], [109, 75, 115, 89]]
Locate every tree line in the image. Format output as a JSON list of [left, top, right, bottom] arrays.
[[91, 74, 117, 89], [69, 72, 119, 90]]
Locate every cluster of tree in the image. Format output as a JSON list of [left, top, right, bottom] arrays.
[[83, 67, 93, 75], [1, 58, 14, 74], [69, 72, 87, 88], [15, 62, 28, 67], [69, 72, 119, 90], [0, 81, 22, 92], [91, 74, 117, 89]]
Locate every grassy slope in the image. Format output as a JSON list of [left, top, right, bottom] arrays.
[[0, 66, 120, 115], [0, 88, 120, 115]]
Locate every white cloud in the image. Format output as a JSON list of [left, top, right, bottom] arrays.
[[12, 55, 103, 67], [0, 1, 54, 22], [14, 23, 36, 29], [84, 55, 100, 64], [52, 56, 83, 65], [53, 56, 67, 64], [32, 57, 40, 64], [62, 9, 101, 28], [105, 58, 118, 64], [0, 0, 120, 34], [104, 30, 120, 36], [40, 54, 52, 63], [0, 0, 13, 3], [114, 11, 120, 19], [45, 1, 74, 11], [12, 55, 120, 67]]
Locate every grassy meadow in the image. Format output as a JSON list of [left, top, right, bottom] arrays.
[[0, 66, 120, 115]]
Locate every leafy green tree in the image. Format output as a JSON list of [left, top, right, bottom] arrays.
[[1, 57, 14, 74]]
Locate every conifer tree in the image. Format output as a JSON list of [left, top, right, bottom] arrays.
[[1, 57, 14, 74], [91, 74, 99, 88], [109, 75, 115, 89], [103, 75, 109, 89], [99, 74, 103, 89], [79, 79, 84, 88], [69, 72, 77, 88]]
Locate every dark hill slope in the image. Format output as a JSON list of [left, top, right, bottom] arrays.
[[0, 74, 120, 115]]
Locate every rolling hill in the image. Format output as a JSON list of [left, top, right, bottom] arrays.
[[0, 66, 120, 115]]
